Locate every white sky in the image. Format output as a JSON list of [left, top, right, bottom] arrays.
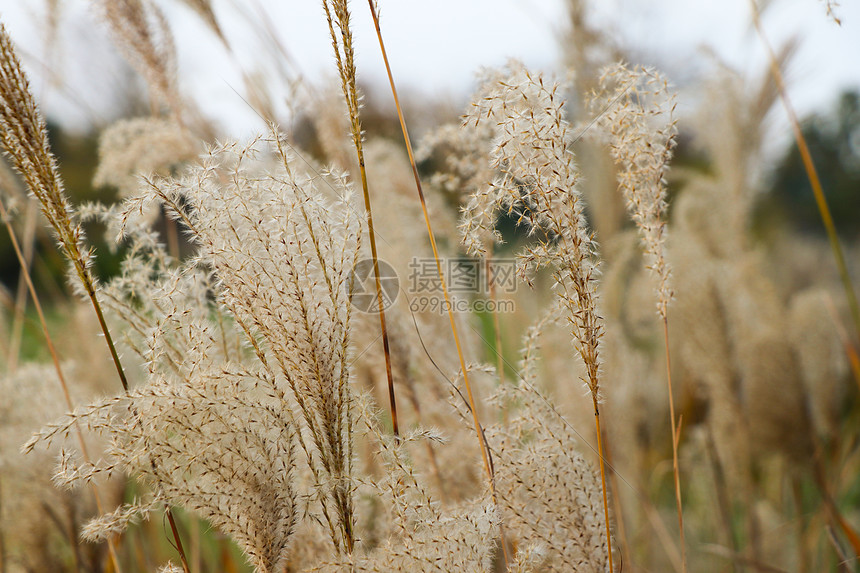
[[0, 0, 857, 136]]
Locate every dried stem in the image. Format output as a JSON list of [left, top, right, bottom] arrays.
[[592, 395, 614, 572], [0, 23, 192, 568], [167, 509, 191, 573], [364, 0, 494, 495], [599, 423, 631, 566], [663, 315, 686, 572], [364, 4, 508, 566], [751, 1, 860, 344], [321, 0, 399, 447]]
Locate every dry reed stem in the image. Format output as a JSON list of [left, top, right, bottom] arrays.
[[364, 0, 492, 493], [322, 0, 399, 448], [364, 4, 508, 567], [750, 2, 860, 344], [663, 316, 686, 572], [823, 293, 860, 392], [751, 5, 860, 560], [598, 420, 630, 566], [592, 62, 682, 572], [591, 396, 614, 572], [0, 21, 130, 391], [167, 510, 190, 573]]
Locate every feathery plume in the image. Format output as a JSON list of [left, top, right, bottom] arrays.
[[0, 20, 130, 391], [590, 63, 678, 319], [93, 0, 182, 117], [460, 61, 613, 569]]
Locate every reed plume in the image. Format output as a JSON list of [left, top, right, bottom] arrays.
[[27, 131, 363, 569], [589, 63, 677, 319], [94, 0, 182, 119], [590, 62, 684, 570], [459, 62, 613, 569], [0, 21, 129, 391]]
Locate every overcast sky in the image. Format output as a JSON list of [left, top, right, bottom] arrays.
[[0, 0, 857, 136]]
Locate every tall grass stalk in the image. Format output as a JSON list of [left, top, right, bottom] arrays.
[[750, 2, 860, 345], [322, 0, 399, 444], [0, 25, 129, 391], [589, 63, 681, 570], [751, 4, 860, 559], [364, 0, 496, 498], [458, 65, 618, 570], [663, 318, 686, 572], [592, 398, 614, 572], [364, 7, 513, 567]]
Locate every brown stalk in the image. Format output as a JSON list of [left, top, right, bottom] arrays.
[[322, 0, 399, 447], [663, 315, 687, 572], [598, 422, 631, 566], [0, 198, 123, 573], [167, 510, 191, 573], [364, 1, 509, 566], [591, 396, 614, 572], [751, 5, 860, 559], [750, 1, 860, 343]]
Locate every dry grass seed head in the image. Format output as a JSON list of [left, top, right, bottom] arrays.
[[589, 63, 678, 318], [95, 0, 182, 117], [94, 117, 197, 201], [488, 380, 610, 572], [460, 62, 603, 400], [0, 23, 98, 296]]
